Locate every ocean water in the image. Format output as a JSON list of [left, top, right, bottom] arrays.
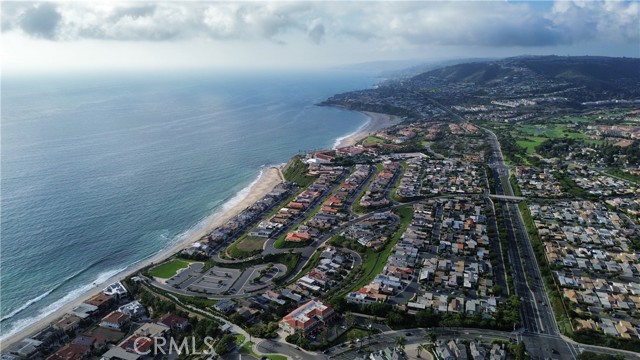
[[0, 70, 373, 339]]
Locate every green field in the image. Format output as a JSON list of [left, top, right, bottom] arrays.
[[516, 137, 546, 154], [517, 124, 588, 139], [362, 136, 385, 146], [227, 236, 265, 259], [513, 124, 590, 154], [148, 259, 193, 279]]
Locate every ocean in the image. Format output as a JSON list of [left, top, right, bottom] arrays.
[[0, 69, 374, 339]]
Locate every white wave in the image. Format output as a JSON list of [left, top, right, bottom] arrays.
[[0, 290, 54, 323], [159, 163, 283, 250], [0, 267, 126, 341], [332, 117, 371, 150]]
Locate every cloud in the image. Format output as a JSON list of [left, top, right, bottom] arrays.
[[2, 0, 638, 49], [307, 18, 325, 44], [18, 2, 61, 39]]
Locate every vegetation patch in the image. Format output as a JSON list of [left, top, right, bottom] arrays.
[[148, 259, 193, 279], [283, 157, 316, 188], [227, 236, 265, 259]]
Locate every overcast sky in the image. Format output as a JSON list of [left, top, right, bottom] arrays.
[[2, 1, 639, 74]]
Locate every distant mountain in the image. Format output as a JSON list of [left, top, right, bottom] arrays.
[[412, 55, 640, 91], [321, 55, 640, 118]]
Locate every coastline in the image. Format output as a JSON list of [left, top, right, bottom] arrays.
[[333, 111, 402, 149], [0, 166, 284, 350]]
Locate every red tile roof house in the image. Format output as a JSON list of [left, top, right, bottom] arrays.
[[46, 343, 90, 360], [286, 231, 312, 242], [72, 333, 108, 352], [157, 313, 189, 331], [99, 311, 130, 331], [278, 300, 336, 336], [120, 335, 154, 355]]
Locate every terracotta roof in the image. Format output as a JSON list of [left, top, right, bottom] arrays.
[[158, 313, 188, 328], [46, 344, 90, 360], [101, 311, 130, 325]]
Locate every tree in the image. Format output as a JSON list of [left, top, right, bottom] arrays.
[[429, 331, 437, 343], [214, 334, 235, 355], [320, 326, 329, 345], [365, 317, 374, 344], [394, 335, 407, 351], [417, 343, 423, 358], [345, 312, 356, 329], [514, 341, 526, 360]]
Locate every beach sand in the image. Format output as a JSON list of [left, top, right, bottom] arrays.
[[334, 111, 402, 149], [1, 166, 284, 350]]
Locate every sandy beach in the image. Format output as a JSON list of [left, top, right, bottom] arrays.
[[333, 111, 402, 149], [1, 166, 284, 350]]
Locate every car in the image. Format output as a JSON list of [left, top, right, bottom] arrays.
[[405, 332, 413, 336]]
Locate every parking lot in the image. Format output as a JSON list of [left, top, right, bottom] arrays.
[[163, 263, 286, 296]]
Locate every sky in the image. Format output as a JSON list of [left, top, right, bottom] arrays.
[[1, 0, 639, 74]]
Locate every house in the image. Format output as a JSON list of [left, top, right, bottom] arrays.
[[46, 343, 90, 360], [103, 281, 129, 300], [119, 335, 155, 356], [436, 343, 456, 360], [72, 333, 108, 352], [4, 338, 43, 359], [135, 322, 170, 339], [53, 315, 83, 334], [278, 300, 336, 335], [85, 293, 114, 312], [213, 300, 237, 314], [100, 346, 140, 360], [69, 303, 99, 320], [118, 301, 147, 320], [99, 311, 130, 331], [157, 313, 189, 331]]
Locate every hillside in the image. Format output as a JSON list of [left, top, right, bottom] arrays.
[[321, 55, 640, 119]]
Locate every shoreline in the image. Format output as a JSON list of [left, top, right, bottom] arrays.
[[333, 111, 402, 149], [0, 166, 284, 350]]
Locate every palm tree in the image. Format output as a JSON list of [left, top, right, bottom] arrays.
[[365, 317, 374, 344], [394, 335, 406, 351], [429, 330, 437, 344], [320, 326, 329, 345]]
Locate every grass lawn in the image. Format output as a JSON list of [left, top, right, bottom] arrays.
[[362, 136, 385, 146], [292, 250, 322, 283], [237, 236, 265, 252], [240, 340, 288, 360], [149, 259, 193, 279], [334, 327, 369, 345], [227, 236, 265, 259], [516, 137, 546, 154], [235, 334, 246, 345], [173, 293, 218, 308]]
